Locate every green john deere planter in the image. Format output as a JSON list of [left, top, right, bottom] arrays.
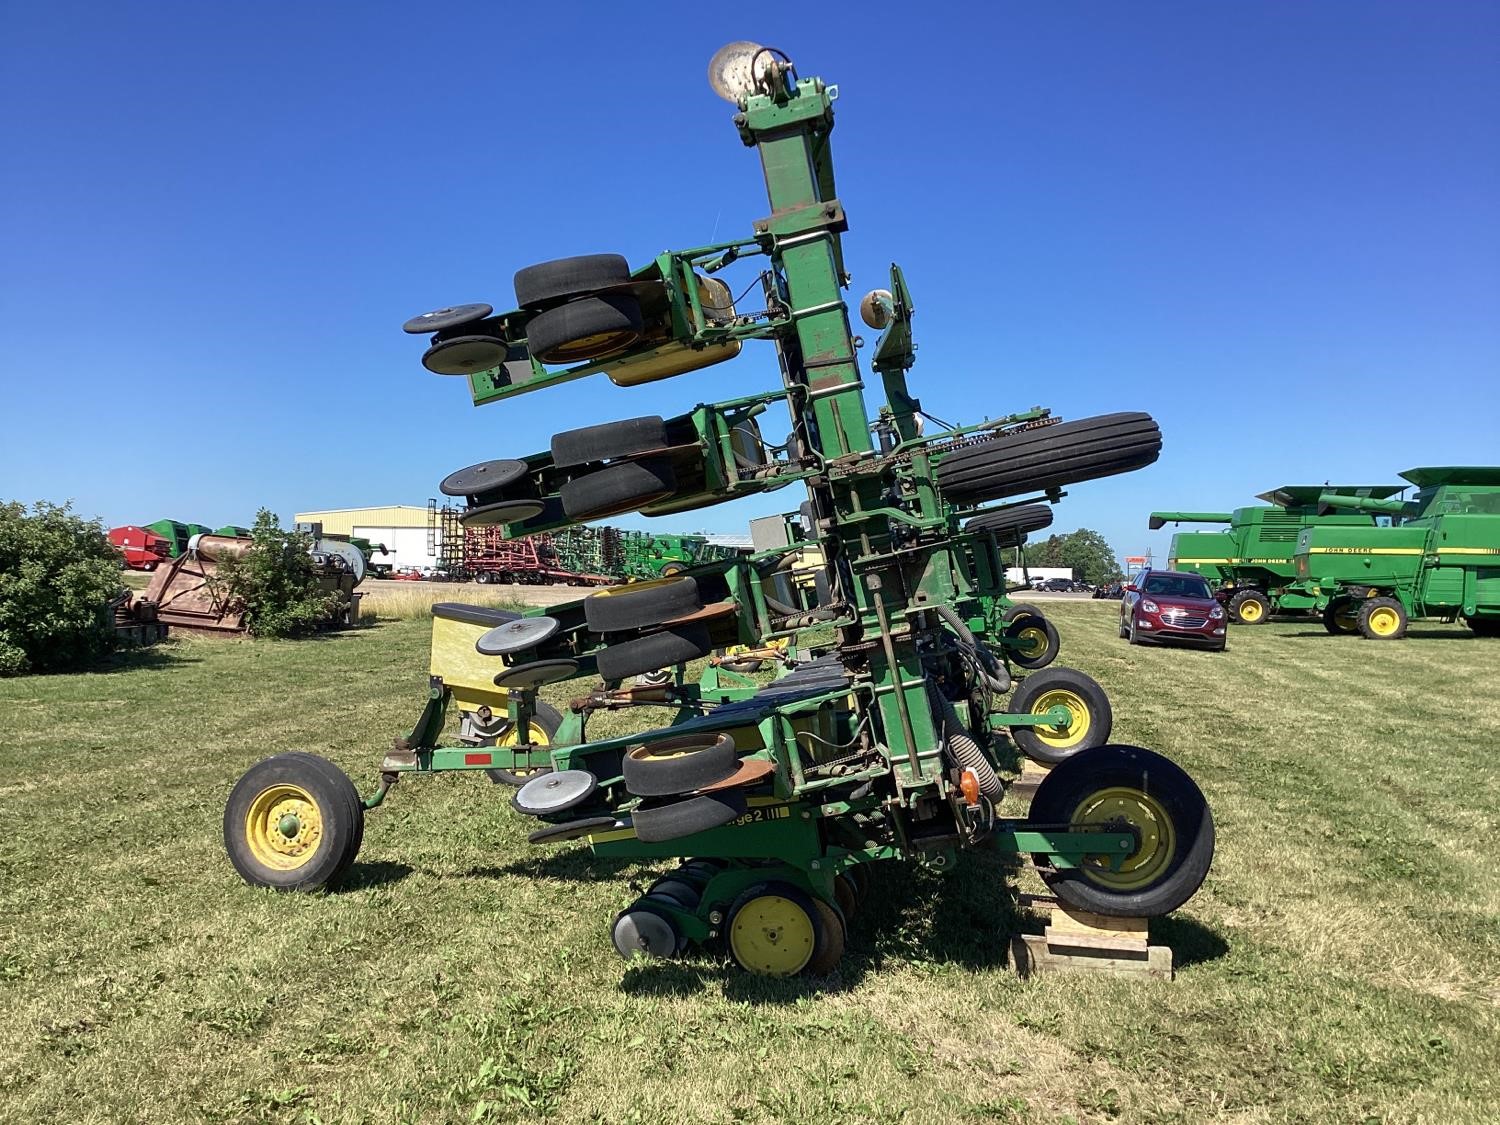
[[1293, 467, 1500, 639], [1151, 483, 1405, 623], [224, 43, 1213, 976]]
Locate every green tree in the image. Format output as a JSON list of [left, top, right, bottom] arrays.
[[1024, 529, 1123, 586], [0, 501, 125, 676], [211, 510, 343, 638]]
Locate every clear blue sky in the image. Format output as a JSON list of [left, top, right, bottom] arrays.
[[3, 2, 1496, 563]]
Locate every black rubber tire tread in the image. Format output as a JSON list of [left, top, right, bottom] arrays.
[[631, 790, 747, 843], [1007, 665, 1113, 765], [622, 731, 737, 797], [514, 253, 631, 309], [584, 576, 701, 633], [1030, 744, 1214, 917], [1004, 611, 1061, 670], [1323, 599, 1359, 635], [966, 504, 1054, 539], [1466, 616, 1500, 638], [485, 701, 563, 786], [224, 752, 364, 892], [595, 622, 712, 681], [561, 456, 677, 521], [1358, 596, 1408, 640], [937, 413, 1162, 502], [551, 415, 669, 469], [1228, 588, 1272, 625], [525, 295, 642, 365], [934, 696, 1004, 801], [1001, 602, 1043, 623], [807, 898, 847, 975]]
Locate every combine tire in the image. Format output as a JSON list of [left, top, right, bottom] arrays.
[[1359, 597, 1407, 640], [936, 412, 1162, 503], [514, 253, 632, 309], [1323, 598, 1360, 635], [525, 295, 642, 365], [1029, 744, 1214, 917], [1228, 589, 1272, 625], [561, 456, 677, 520], [1004, 611, 1060, 669], [484, 700, 564, 786], [551, 416, 669, 468], [224, 753, 364, 892], [585, 576, 701, 633], [1006, 666, 1112, 764], [595, 622, 712, 681]]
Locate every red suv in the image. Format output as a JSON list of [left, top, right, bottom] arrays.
[[1120, 569, 1227, 651]]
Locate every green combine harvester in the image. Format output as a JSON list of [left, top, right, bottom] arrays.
[[223, 44, 1213, 976], [1152, 483, 1405, 623], [1292, 467, 1500, 639]]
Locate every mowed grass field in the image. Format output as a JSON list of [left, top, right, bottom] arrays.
[[2, 599, 1498, 1123]]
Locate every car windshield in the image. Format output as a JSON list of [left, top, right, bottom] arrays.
[[1142, 574, 1211, 599]]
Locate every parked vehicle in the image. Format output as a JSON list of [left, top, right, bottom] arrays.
[[1093, 583, 1124, 600], [108, 525, 172, 571], [391, 568, 426, 581], [1120, 569, 1227, 651]]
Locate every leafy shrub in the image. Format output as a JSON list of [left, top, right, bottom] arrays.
[[212, 510, 343, 638], [0, 501, 125, 676]]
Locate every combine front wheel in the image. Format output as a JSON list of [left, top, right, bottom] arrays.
[[1229, 589, 1271, 625], [1359, 597, 1407, 640]]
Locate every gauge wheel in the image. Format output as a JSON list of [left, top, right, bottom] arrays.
[[1006, 666, 1112, 765], [1029, 743, 1214, 917], [806, 898, 847, 975], [727, 882, 822, 976], [622, 731, 738, 797], [1004, 611, 1060, 669], [224, 752, 364, 891], [551, 415, 669, 468], [1229, 589, 1271, 625], [1358, 596, 1407, 640], [484, 701, 563, 786], [595, 622, 712, 682]]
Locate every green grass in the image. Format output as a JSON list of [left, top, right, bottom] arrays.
[[2, 601, 1498, 1123]]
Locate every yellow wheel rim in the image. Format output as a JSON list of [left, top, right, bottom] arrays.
[[244, 784, 325, 871], [1071, 786, 1176, 891], [497, 719, 552, 778], [545, 329, 637, 362], [1367, 607, 1401, 636], [729, 893, 816, 976], [1239, 599, 1263, 622], [1030, 688, 1091, 749], [1015, 626, 1048, 658], [593, 575, 684, 599]]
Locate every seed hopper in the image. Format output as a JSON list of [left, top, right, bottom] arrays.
[[225, 44, 1214, 975]]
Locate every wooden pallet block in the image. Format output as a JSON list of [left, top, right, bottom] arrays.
[[1006, 757, 1052, 803], [1011, 893, 1173, 980]]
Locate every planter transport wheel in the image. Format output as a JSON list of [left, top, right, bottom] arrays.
[[595, 622, 712, 682], [585, 576, 701, 633], [528, 815, 619, 844], [224, 752, 364, 892], [1359, 596, 1407, 639], [552, 415, 670, 469], [622, 732, 737, 797], [515, 253, 633, 309], [611, 903, 679, 960], [422, 334, 509, 376], [403, 303, 494, 335], [630, 790, 747, 843], [1004, 611, 1060, 669], [475, 616, 561, 656], [1028, 743, 1214, 917], [1007, 666, 1112, 764], [966, 504, 1054, 543], [485, 700, 562, 786], [511, 770, 598, 817], [727, 882, 821, 977], [461, 498, 547, 528], [526, 295, 642, 365], [492, 659, 579, 690], [936, 412, 1162, 502], [561, 456, 677, 521], [1229, 589, 1271, 625], [440, 458, 531, 499], [807, 898, 847, 975], [1001, 602, 1043, 623]]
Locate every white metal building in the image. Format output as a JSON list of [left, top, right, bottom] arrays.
[[294, 506, 438, 573]]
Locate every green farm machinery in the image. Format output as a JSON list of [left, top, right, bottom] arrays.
[[1292, 467, 1500, 639], [616, 530, 741, 580], [224, 44, 1213, 975], [1152, 483, 1405, 624]]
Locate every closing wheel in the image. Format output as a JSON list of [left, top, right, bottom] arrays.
[[224, 752, 364, 891], [833, 873, 860, 922], [484, 700, 562, 786], [1004, 612, 1060, 669], [1359, 596, 1407, 640], [1029, 744, 1214, 917], [525, 295, 642, 365], [585, 575, 701, 633], [561, 456, 677, 521], [807, 898, 847, 975], [1229, 589, 1271, 625], [1006, 666, 1112, 765], [727, 883, 821, 976], [1323, 598, 1360, 635]]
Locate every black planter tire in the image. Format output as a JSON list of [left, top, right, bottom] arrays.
[[514, 253, 632, 309], [1029, 744, 1214, 917], [484, 700, 563, 786], [561, 457, 677, 521], [631, 790, 747, 843], [936, 412, 1162, 503], [1006, 666, 1112, 764], [807, 898, 847, 975], [595, 623, 712, 681], [965, 504, 1054, 542], [1004, 612, 1061, 669], [551, 416, 668, 468], [1228, 589, 1272, 626], [584, 576, 701, 633], [1001, 602, 1043, 624], [622, 732, 738, 797], [224, 752, 364, 892], [525, 295, 642, 365]]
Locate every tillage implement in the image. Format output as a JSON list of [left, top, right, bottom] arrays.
[[225, 43, 1214, 975]]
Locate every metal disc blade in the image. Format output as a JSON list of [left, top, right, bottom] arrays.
[[475, 616, 561, 656], [512, 769, 597, 816], [403, 303, 494, 335], [612, 908, 678, 959], [461, 498, 547, 528], [422, 334, 508, 375], [440, 458, 530, 498], [493, 658, 579, 689]]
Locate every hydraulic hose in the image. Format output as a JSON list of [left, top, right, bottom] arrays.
[[933, 693, 1004, 801]]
